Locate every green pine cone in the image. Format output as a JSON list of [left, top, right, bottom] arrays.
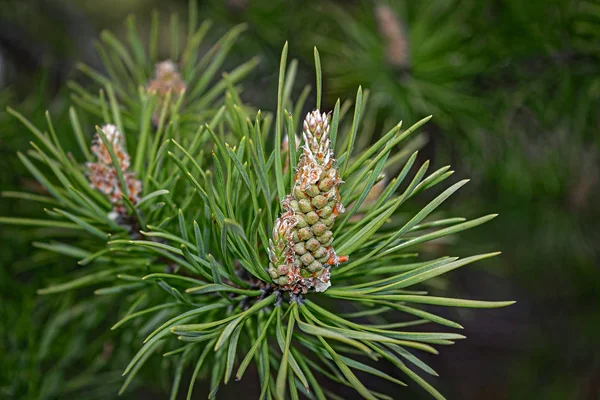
[[268, 110, 348, 294]]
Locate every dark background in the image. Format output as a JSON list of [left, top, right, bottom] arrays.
[[1, 0, 599, 399]]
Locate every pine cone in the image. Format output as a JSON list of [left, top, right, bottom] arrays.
[[87, 124, 142, 217], [268, 110, 348, 294], [90, 123, 130, 168], [146, 60, 186, 124]]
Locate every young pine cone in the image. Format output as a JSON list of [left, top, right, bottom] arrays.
[[268, 110, 348, 294], [87, 124, 142, 218], [146, 60, 186, 124]]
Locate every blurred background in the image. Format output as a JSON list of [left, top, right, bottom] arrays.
[[0, 0, 599, 399]]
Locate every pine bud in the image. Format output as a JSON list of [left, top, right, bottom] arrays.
[[87, 124, 142, 218], [374, 4, 410, 69], [268, 110, 348, 294], [146, 60, 186, 124], [90, 124, 130, 168]]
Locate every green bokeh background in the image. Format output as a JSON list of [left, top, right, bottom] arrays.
[[1, 0, 598, 398]]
